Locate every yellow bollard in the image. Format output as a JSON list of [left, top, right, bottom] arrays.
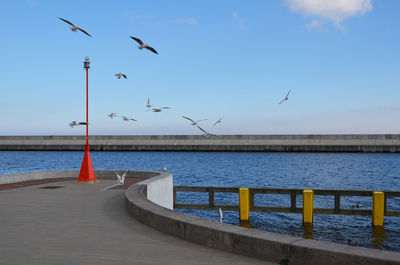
[[303, 189, 314, 224], [239, 188, 250, 221], [372, 191, 384, 226]]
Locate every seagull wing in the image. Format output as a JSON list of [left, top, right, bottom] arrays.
[[130, 36, 144, 45], [58, 17, 75, 27], [196, 125, 208, 134], [278, 98, 285, 104], [285, 89, 291, 98], [121, 170, 129, 182], [114, 171, 122, 182], [161, 107, 170, 109], [77, 27, 92, 37], [196, 119, 208, 123], [182, 116, 196, 123], [145, 46, 158, 54], [121, 116, 128, 120], [122, 74, 127, 79]]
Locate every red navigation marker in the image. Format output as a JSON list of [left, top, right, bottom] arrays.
[[77, 57, 97, 183]]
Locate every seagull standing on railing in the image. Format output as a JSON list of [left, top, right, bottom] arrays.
[[218, 208, 223, 223], [58, 17, 92, 37], [279, 89, 291, 105], [130, 36, 158, 54]]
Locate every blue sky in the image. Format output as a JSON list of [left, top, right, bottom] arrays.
[[0, 0, 399, 135]]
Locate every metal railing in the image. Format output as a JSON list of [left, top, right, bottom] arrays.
[[174, 186, 400, 217]]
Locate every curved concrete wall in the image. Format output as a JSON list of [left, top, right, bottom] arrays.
[[125, 176, 400, 265]]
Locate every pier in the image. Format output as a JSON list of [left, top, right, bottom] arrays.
[[1, 134, 400, 152]]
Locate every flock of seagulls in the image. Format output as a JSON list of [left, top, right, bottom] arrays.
[[62, 17, 293, 136]]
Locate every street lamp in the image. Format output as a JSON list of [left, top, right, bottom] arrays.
[[77, 56, 97, 183]]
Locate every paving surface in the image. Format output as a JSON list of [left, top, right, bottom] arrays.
[[0, 180, 276, 265]]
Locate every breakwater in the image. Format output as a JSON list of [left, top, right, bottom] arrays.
[[0, 134, 400, 152]]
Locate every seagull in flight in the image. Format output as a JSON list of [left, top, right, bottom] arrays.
[[115, 170, 129, 185], [115, 73, 127, 79], [146, 98, 153, 109], [69, 121, 77, 128], [108, 112, 117, 119], [121, 116, 137, 121], [213, 117, 223, 126], [279, 89, 291, 105], [182, 116, 207, 126], [58, 17, 92, 37], [130, 36, 158, 54], [152, 107, 170, 112]]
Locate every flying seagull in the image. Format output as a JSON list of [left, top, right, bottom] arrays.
[[115, 73, 127, 79], [58, 17, 92, 37], [115, 170, 129, 185], [108, 112, 117, 119], [146, 98, 153, 109], [213, 117, 223, 126], [69, 121, 77, 128], [279, 89, 291, 105], [182, 116, 207, 126], [130, 36, 158, 54], [152, 107, 170, 112], [121, 116, 137, 121]]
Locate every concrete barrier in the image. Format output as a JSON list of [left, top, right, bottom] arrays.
[[125, 175, 400, 265], [1, 135, 400, 152]]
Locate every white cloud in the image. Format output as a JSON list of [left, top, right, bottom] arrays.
[[283, 0, 373, 30], [232, 12, 246, 30], [172, 17, 198, 25], [232, 12, 238, 19]]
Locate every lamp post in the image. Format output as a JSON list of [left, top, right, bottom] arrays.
[[77, 56, 97, 183]]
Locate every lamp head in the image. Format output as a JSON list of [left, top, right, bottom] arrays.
[[83, 56, 90, 69]]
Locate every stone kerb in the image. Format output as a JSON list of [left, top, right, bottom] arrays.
[[125, 177, 400, 265]]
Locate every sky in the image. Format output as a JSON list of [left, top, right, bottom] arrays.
[[0, 0, 399, 135]]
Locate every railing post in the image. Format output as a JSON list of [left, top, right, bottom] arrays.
[[373, 191, 384, 226], [173, 188, 176, 208], [303, 189, 314, 224], [334, 194, 340, 214], [239, 188, 250, 221], [290, 191, 297, 212], [209, 190, 215, 208]]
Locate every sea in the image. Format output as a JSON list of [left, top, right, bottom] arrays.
[[1, 151, 399, 251]]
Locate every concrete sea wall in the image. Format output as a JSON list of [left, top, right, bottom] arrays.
[[1, 134, 400, 152]]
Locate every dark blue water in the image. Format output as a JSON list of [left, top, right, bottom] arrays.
[[1, 151, 399, 251]]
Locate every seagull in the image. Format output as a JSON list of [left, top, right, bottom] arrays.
[[146, 98, 152, 108], [218, 208, 223, 223], [213, 117, 223, 126], [121, 116, 137, 121], [69, 121, 77, 128], [182, 116, 207, 126], [279, 89, 291, 105], [130, 36, 158, 54], [115, 73, 127, 79], [152, 107, 170, 112], [58, 17, 92, 37], [352, 202, 362, 209], [115, 170, 129, 185], [196, 125, 216, 137], [161, 167, 167, 172], [108, 112, 117, 119]]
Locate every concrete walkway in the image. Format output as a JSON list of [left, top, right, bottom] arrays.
[[0, 180, 276, 265]]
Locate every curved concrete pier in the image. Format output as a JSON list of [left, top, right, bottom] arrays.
[[0, 170, 273, 265]]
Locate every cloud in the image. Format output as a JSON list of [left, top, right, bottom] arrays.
[[232, 12, 238, 19], [232, 11, 246, 30], [27, 0, 37, 7], [283, 0, 373, 30], [172, 17, 198, 25], [125, 12, 156, 23]]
